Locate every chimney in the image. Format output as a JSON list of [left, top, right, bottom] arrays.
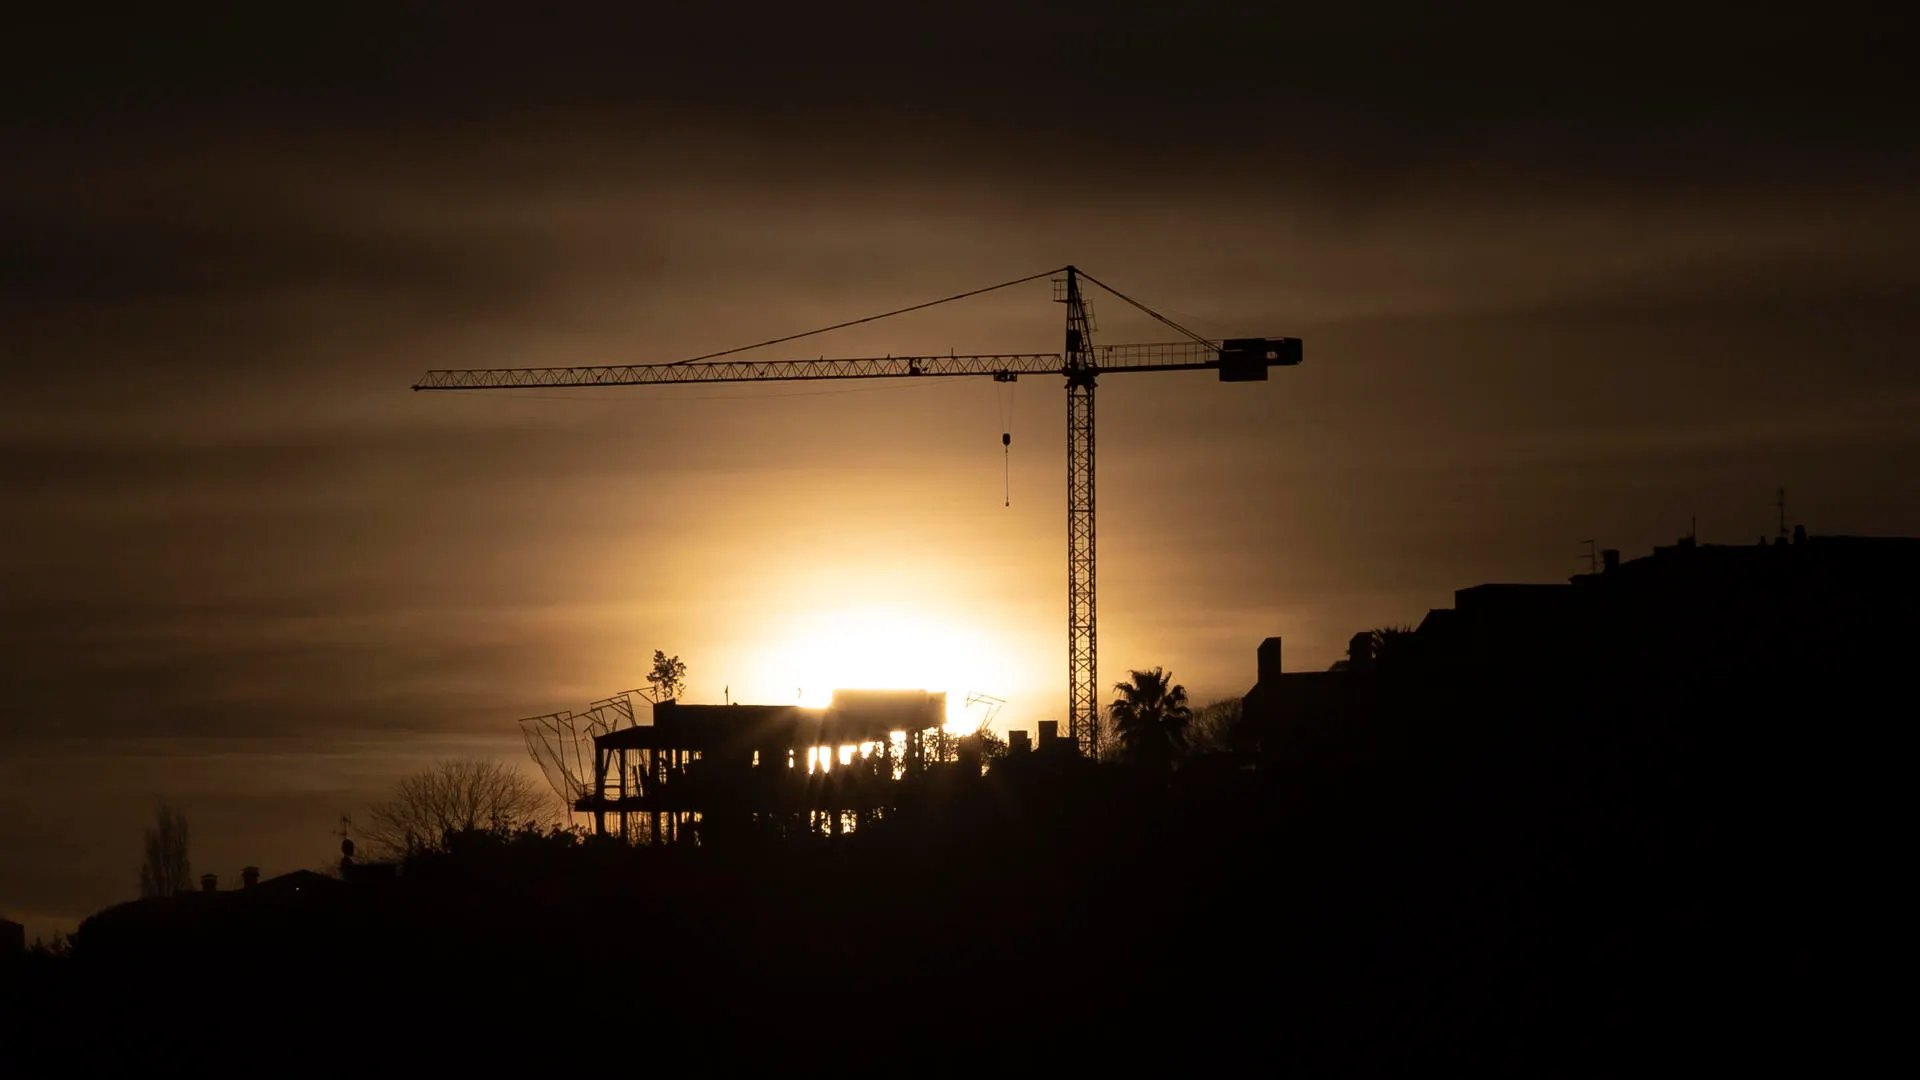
[[1036, 720, 1059, 745], [200, 873, 218, 893], [1008, 730, 1031, 755], [1257, 637, 1283, 686], [1602, 548, 1620, 573], [241, 866, 260, 890], [1793, 524, 1806, 545]]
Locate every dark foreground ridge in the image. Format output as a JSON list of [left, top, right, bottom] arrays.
[[3, 531, 1904, 1067]]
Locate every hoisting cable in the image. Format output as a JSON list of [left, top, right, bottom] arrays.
[[998, 380, 1015, 507], [1074, 269, 1218, 348], [669, 266, 1070, 365]]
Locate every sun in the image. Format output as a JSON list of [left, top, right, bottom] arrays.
[[759, 606, 1004, 733]]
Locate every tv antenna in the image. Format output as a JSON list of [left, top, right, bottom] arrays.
[[1579, 539, 1597, 575], [332, 814, 355, 868], [1774, 486, 1789, 541], [963, 691, 1007, 730]]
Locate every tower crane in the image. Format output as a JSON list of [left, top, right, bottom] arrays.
[[413, 265, 1301, 759]]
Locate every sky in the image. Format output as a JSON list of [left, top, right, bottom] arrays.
[[4, 4, 1918, 936]]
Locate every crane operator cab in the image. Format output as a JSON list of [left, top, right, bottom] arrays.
[[1217, 337, 1303, 382]]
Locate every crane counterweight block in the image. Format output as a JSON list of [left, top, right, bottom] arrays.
[[1217, 337, 1303, 382]]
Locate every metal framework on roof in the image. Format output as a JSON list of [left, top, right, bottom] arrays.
[[579, 692, 950, 844]]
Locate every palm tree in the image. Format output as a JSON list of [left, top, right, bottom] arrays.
[[1108, 667, 1192, 770], [1343, 624, 1416, 671]]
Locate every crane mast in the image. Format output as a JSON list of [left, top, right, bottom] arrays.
[[412, 265, 1301, 759], [1061, 268, 1100, 757]]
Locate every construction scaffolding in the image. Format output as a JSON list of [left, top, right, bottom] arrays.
[[580, 691, 949, 844], [521, 688, 655, 824]]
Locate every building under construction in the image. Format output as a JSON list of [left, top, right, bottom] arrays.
[[577, 690, 955, 844]]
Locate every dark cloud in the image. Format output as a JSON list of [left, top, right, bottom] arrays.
[[0, 187, 540, 317], [8, 4, 1915, 188]]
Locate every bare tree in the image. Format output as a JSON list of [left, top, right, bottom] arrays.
[[646, 650, 688, 703], [1092, 710, 1127, 764], [1185, 697, 1243, 756], [138, 802, 192, 898], [361, 758, 554, 857]]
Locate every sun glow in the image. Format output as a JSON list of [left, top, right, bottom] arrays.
[[754, 606, 1006, 733]]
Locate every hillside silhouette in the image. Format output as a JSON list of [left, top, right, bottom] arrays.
[[4, 530, 1903, 1068]]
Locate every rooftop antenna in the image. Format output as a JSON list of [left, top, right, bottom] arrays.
[[1579, 539, 1597, 575], [1775, 486, 1789, 541], [332, 814, 354, 868], [963, 691, 1007, 730]]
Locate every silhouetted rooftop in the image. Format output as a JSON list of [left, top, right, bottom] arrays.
[[254, 869, 339, 896], [595, 692, 946, 753], [1246, 529, 1920, 701]]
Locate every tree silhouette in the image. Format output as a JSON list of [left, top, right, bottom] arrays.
[[1364, 624, 1416, 670], [976, 725, 1008, 763], [362, 758, 553, 857], [1092, 711, 1127, 763], [137, 802, 191, 898], [1186, 697, 1243, 755], [1108, 667, 1193, 771], [647, 650, 688, 703]]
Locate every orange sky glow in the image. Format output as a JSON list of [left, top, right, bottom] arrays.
[[4, 5, 1917, 940]]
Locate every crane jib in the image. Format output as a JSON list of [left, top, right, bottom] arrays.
[[410, 338, 1302, 390]]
